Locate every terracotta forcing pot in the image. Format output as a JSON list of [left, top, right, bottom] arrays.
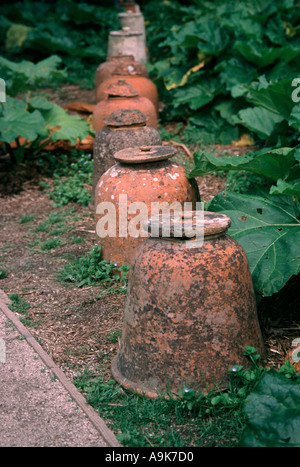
[[107, 27, 146, 64], [111, 211, 265, 398], [94, 54, 149, 92], [93, 79, 157, 133], [118, 10, 147, 57], [95, 145, 200, 267], [90, 109, 161, 210], [96, 71, 159, 115]]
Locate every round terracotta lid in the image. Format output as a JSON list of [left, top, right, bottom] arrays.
[[106, 53, 135, 61], [110, 27, 142, 37], [144, 211, 231, 239], [113, 145, 176, 164], [106, 79, 139, 97], [104, 109, 147, 127]]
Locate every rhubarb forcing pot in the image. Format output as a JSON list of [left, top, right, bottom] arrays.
[[111, 211, 265, 398], [90, 109, 161, 210], [95, 145, 200, 267], [94, 54, 148, 93], [93, 79, 157, 132]]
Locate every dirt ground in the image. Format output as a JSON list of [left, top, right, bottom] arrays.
[[0, 84, 299, 385]]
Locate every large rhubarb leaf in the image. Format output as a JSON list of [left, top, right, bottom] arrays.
[[28, 97, 91, 144], [0, 96, 45, 143], [188, 147, 298, 182], [239, 370, 300, 447], [208, 190, 300, 297]]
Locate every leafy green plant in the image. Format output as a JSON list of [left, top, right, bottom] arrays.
[[74, 348, 293, 447], [47, 153, 93, 207], [189, 146, 300, 299], [19, 214, 35, 224], [58, 245, 129, 288], [0, 0, 117, 88], [40, 237, 61, 251], [0, 55, 92, 165], [239, 370, 300, 447], [144, 0, 300, 144], [0, 268, 7, 279], [0, 55, 67, 96], [8, 293, 38, 327]]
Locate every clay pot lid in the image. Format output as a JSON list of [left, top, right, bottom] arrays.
[[114, 145, 176, 164], [106, 78, 139, 97], [111, 62, 143, 75], [106, 53, 135, 61], [144, 211, 231, 239], [110, 27, 142, 37], [118, 11, 142, 18], [104, 109, 147, 127]]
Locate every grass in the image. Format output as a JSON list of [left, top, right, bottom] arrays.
[[57, 245, 129, 288], [73, 349, 300, 447], [0, 268, 7, 279], [8, 293, 38, 328], [73, 348, 262, 447]]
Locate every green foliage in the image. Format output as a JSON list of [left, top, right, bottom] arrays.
[[144, 0, 300, 144], [239, 370, 300, 447], [74, 348, 299, 447], [190, 146, 300, 298], [0, 0, 117, 88], [0, 55, 67, 96], [8, 293, 38, 327], [0, 268, 7, 279], [47, 153, 93, 207], [207, 189, 300, 298], [0, 95, 91, 164], [58, 245, 129, 288]]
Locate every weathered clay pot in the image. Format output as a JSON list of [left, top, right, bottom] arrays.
[[111, 211, 265, 398], [94, 54, 148, 92], [95, 146, 200, 267], [90, 109, 161, 210], [118, 11, 146, 56], [107, 27, 146, 63], [93, 79, 157, 133], [120, 0, 139, 13], [96, 72, 159, 115]]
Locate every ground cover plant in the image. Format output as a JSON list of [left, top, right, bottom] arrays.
[[0, 0, 299, 448]]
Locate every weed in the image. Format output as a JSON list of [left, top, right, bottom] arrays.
[[107, 330, 122, 343], [46, 153, 93, 207], [19, 214, 35, 224], [0, 268, 7, 279], [225, 170, 271, 194], [8, 294, 38, 328], [74, 348, 297, 447], [58, 245, 129, 288], [40, 237, 61, 251]]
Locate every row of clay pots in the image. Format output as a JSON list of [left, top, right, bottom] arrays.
[[92, 4, 157, 133], [90, 2, 265, 398]]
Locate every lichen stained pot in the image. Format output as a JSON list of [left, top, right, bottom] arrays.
[[94, 54, 149, 94], [118, 10, 147, 59], [93, 79, 157, 133], [107, 27, 146, 64], [90, 109, 161, 210], [95, 145, 200, 268], [96, 69, 159, 115], [111, 211, 265, 398]]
